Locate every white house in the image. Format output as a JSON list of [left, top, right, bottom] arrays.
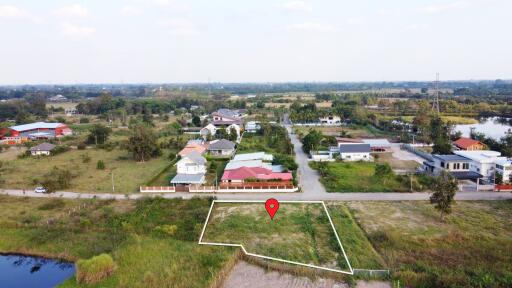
[[453, 150, 505, 180], [319, 115, 341, 126], [176, 151, 207, 174], [495, 158, 512, 183], [208, 139, 236, 156], [245, 121, 261, 133], [29, 143, 56, 156], [200, 124, 217, 138], [339, 144, 371, 161]]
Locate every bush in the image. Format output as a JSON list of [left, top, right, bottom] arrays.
[[79, 117, 90, 124], [154, 224, 178, 236], [77, 142, 87, 150], [76, 254, 116, 284], [97, 160, 105, 170], [41, 166, 73, 193], [38, 199, 66, 210], [51, 145, 70, 155]]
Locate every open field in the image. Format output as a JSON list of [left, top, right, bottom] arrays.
[[0, 146, 26, 161], [0, 148, 170, 193], [310, 162, 429, 192], [374, 153, 420, 171], [378, 115, 478, 125], [347, 201, 512, 288], [0, 196, 237, 288], [294, 124, 390, 138], [202, 202, 351, 272]]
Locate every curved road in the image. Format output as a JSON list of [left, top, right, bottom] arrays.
[[1, 122, 511, 201]]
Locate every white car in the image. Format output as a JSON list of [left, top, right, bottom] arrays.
[[34, 186, 47, 193]]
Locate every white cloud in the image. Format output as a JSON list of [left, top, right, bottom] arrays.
[[121, 5, 142, 16], [419, 1, 468, 14], [347, 17, 365, 25], [0, 5, 41, 22], [281, 1, 312, 12], [53, 4, 89, 18], [287, 22, 335, 33], [406, 23, 429, 31], [60, 22, 95, 37], [158, 18, 199, 36]]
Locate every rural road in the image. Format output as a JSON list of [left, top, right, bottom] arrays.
[[0, 120, 511, 202]]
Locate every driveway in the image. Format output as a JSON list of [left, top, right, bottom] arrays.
[[389, 143, 424, 164]]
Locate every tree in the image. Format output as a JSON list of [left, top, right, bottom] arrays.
[[495, 172, 503, 185], [96, 160, 105, 170], [228, 126, 238, 142], [192, 115, 201, 127], [87, 124, 112, 145], [430, 171, 458, 221], [430, 116, 452, 154], [302, 130, 323, 153], [215, 128, 228, 139], [126, 124, 160, 162]]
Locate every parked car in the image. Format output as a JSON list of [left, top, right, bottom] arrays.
[[34, 186, 47, 193]]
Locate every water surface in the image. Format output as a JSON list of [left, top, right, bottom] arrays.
[[0, 254, 75, 288], [454, 117, 512, 140]]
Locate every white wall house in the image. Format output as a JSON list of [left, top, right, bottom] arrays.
[[319, 115, 341, 126], [453, 150, 504, 179], [495, 158, 512, 183], [200, 124, 217, 138], [339, 144, 371, 161], [176, 152, 207, 174]]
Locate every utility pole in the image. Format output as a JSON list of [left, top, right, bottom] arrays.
[[432, 72, 440, 114], [111, 172, 115, 193]]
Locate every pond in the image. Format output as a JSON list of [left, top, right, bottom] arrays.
[[454, 117, 512, 140], [0, 254, 75, 288]]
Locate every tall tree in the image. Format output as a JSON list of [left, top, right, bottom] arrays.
[[126, 124, 159, 162], [86, 124, 112, 145], [192, 115, 201, 127], [430, 116, 452, 154], [430, 171, 458, 221]]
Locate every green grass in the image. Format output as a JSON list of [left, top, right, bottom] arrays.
[[0, 148, 170, 193], [347, 201, 512, 287], [0, 195, 237, 288], [310, 161, 426, 192], [202, 202, 352, 272]]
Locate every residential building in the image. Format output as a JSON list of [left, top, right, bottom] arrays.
[[200, 123, 217, 138], [208, 139, 236, 156], [176, 151, 207, 174], [29, 143, 56, 156], [319, 115, 341, 126], [422, 154, 482, 181], [178, 142, 206, 157], [339, 144, 371, 161], [245, 121, 261, 133], [453, 150, 505, 179], [224, 159, 275, 171], [233, 152, 273, 162], [495, 158, 512, 183], [221, 166, 292, 183], [4, 122, 72, 140], [453, 137, 486, 151]]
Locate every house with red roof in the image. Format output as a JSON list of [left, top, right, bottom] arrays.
[[221, 166, 292, 183], [178, 142, 207, 157], [453, 137, 486, 151]]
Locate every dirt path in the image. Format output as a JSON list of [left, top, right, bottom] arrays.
[[222, 261, 391, 288]]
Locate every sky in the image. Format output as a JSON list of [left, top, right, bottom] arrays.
[[0, 0, 511, 84]]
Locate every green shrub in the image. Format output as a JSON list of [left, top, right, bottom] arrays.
[[38, 199, 66, 210], [77, 142, 87, 150], [97, 160, 105, 170], [76, 254, 116, 284], [154, 224, 178, 236]]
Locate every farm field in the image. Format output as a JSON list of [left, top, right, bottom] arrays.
[[201, 202, 353, 272], [347, 201, 512, 288], [0, 148, 170, 193]]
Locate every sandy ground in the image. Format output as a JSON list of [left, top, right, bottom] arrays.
[[389, 144, 424, 164], [222, 261, 391, 288]]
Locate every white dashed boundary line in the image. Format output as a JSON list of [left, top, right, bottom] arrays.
[[198, 200, 354, 275]]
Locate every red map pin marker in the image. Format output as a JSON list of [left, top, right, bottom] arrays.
[[265, 198, 279, 220]]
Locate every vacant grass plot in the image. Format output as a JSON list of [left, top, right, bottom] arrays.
[[0, 196, 237, 288], [201, 202, 351, 272], [0, 148, 169, 193], [347, 201, 512, 288]]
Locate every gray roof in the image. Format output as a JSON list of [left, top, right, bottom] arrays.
[[450, 171, 483, 180], [208, 139, 236, 150], [184, 151, 207, 165], [11, 122, 63, 131], [339, 144, 371, 153], [170, 173, 205, 184], [29, 142, 56, 152], [433, 154, 471, 162]]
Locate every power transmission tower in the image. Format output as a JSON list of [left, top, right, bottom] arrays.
[[432, 73, 440, 114]]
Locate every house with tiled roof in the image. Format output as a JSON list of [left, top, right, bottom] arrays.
[[221, 166, 292, 183], [178, 142, 206, 157], [453, 137, 486, 151]]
